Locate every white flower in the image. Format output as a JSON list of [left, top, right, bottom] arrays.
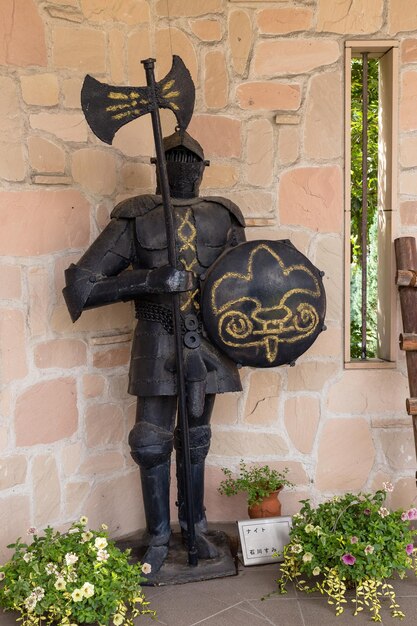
[[45, 563, 59, 575], [302, 552, 313, 563], [304, 524, 315, 533], [66, 570, 78, 583], [55, 577, 66, 591], [24, 594, 37, 611], [71, 588, 84, 602], [101, 523, 108, 531], [97, 549, 110, 562], [23, 552, 34, 563], [81, 531, 93, 543], [291, 543, 303, 554], [33, 587, 45, 600], [94, 537, 108, 550], [0, 572, 5, 581], [81, 582, 95, 598], [141, 562, 152, 575], [113, 614, 124, 626], [383, 481, 394, 493], [65, 552, 78, 566], [68, 528, 80, 534], [79, 516, 88, 526], [378, 507, 389, 518], [312, 566, 321, 576]]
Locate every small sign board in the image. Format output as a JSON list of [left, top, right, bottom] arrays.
[[237, 516, 292, 566]]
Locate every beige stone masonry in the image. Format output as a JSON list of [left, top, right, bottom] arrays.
[[327, 370, 409, 414], [155, 28, 198, 83], [0, 265, 22, 300], [93, 346, 131, 368], [284, 396, 320, 454], [127, 30, 152, 84], [246, 119, 273, 187], [0, 0, 47, 67], [226, 190, 273, 220], [28, 136, 66, 173], [156, 0, 222, 17], [379, 430, 416, 471], [315, 418, 375, 491], [0, 496, 30, 564], [189, 115, 241, 157], [205, 51, 228, 109], [44, 5, 83, 23], [211, 429, 288, 457], [28, 267, 50, 337], [254, 40, 340, 76], [317, 0, 384, 34], [277, 127, 299, 166], [72, 149, 117, 196], [80, 0, 150, 24], [402, 39, 417, 63], [52, 27, 106, 72], [257, 7, 313, 34], [83, 374, 106, 399], [0, 309, 28, 384], [288, 361, 339, 393], [400, 71, 417, 131], [190, 19, 222, 42], [211, 392, 240, 425], [51, 302, 134, 334], [30, 112, 88, 142], [201, 163, 239, 190], [400, 201, 417, 226], [62, 78, 83, 108], [388, 0, 417, 34], [15, 378, 78, 446], [229, 10, 253, 76], [0, 455, 27, 490], [400, 135, 417, 168], [275, 114, 301, 125], [33, 175, 73, 186], [34, 339, 87, 369], [0, 76, 25, 181], [85, 404, 125, 447], [304, 71, 343, 160], [109, 29, 125, 84], [236, 82, 301, 111], [79, 451, 125, 475], [244, 370, 282, 425], [65, 481, 91, 519], [33, 455, 61, 526], [21, 74, 59, 106]]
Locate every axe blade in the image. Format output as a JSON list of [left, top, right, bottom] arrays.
[[81, 55, 195, 145]]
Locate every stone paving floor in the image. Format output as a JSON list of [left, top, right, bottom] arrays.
[[1, 561, 417, 625]]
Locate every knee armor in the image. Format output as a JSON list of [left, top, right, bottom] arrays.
[[129, 422, 173, 469]]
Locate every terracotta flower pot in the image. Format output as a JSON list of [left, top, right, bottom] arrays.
[[248, 489, 282, 519]]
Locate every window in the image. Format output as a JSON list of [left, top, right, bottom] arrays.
[[344, 41, 399, 368]]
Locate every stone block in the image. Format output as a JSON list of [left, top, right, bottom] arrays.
[[304, 71, 343, 160], [108, 374, 130, 401], [72, 148, 117, 196], [225, 190, 273, 220], [257, 7, 313, 34], [315, 418, 375, 491], [155, 28, 198, 84], [34, 338, 87, 369], [93, 346, 131, 368], [15, 378, 78, 446], [0, 76, 25, 181], [400, 201, 417, 226], [28, 136, 66, 174], [0, 265, 22, 300], [327, 370, 409, 414], [127, 29, 152, 85], [388, 0, 417, 34], [0, 425, 8, 452], [52, 27, 106, 72], [390, 477, 417, 510], [275, 114, 301, 125], [0, 141, 25, 182], [402, 39, 417, 63], [401, 135, 417, 168], [400, 71, 417, 132], [236, 82, 301, 111], [21, 74, 59, 106], [156, 0, 222, 16], [244, 370, 282, 426], [0, 495, 30, 564], [0, 190, 90, 256], [279, 166, 343, 233], [246, 119, 273, 187], [30, 112, 88, 142], [229, 10, 252, 75], [120, 163, 152, 192], [379, 429, 416, 471], [277, 127, 299, 166], [400, 169, 417, 196], [83, 374, 106, 399], [306, 325, 342, 358], [83, 471, 145, 537], [0, 0, 47, 67], [33, 455, 61, 526], [65, 481, 91, 519], [51, 302, 134, 334], [317, 0, 383, 34], [85, 404, 125, 447], [205, 50, 228, 109], [204, 464, 248, 521], [279, 489, 311, 516], [0, 455, 27, 490], [211, 392, 240, 425], [188, 115, 241, 158], [62, 441, 83, 476], [190, 19, 222, 42], [62, 77, 83, 108], [284, 396, 320, 454], [288, 361, 338, 393], [210, 429, 288, 457], [254, 40, 340, 76], [314, 234, 343, 323], [0, 309, 27, 383], [78, 451, 125, 475], [201, 163, 239, 190], [80, 0, 150, 24]]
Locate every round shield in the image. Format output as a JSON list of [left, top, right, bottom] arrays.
[[200, 240, 326, 368]]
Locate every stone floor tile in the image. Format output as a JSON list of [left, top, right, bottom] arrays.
[[248, 597, 305, 625], [194, 603, 272, 625], [382, 596, 417, 625]]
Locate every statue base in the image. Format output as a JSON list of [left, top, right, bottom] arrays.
[[116, 528, 237, 586]]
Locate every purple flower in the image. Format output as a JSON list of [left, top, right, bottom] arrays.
[[406, 544, 414, 555], [342, 553, 356, 566], [407, 508, 417, 521], [401, 512, 409, 522], [363, 508, 371, 516]]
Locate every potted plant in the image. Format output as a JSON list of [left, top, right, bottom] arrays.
[[276, 484, 417, 622], [0, 517, 155, 626], [218, 460, 293, 518]]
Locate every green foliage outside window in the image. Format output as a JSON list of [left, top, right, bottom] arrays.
[[350, 58, 379, 359]]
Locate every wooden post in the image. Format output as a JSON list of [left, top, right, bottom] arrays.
[[394, 237, 417, 479]]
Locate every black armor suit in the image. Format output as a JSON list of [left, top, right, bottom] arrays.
[[63, 130, 245, 573]]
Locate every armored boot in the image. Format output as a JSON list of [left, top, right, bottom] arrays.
[[175, 425, 219, 559], [129, 421, 174, 575]]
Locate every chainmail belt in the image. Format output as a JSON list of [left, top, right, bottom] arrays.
[[134, 300, 203, 335]]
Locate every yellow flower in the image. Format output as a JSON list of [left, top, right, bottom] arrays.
[[79, 516, 88, 526], [113, 614, 124, 625], [94, 537, 108, 551], [81, 582, 95, 598], [71, 589, 84, 602], [54, 577, 66, 591]]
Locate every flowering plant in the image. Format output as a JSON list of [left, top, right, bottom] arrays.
[[277, 487, 417, 622], [0, 517, 154, 626], [218, 461, 293, 507]]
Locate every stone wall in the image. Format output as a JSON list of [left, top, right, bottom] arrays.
[[1, 0, 417, 560]]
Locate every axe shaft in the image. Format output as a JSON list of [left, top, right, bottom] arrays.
[[142, 58, 198, 567]]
